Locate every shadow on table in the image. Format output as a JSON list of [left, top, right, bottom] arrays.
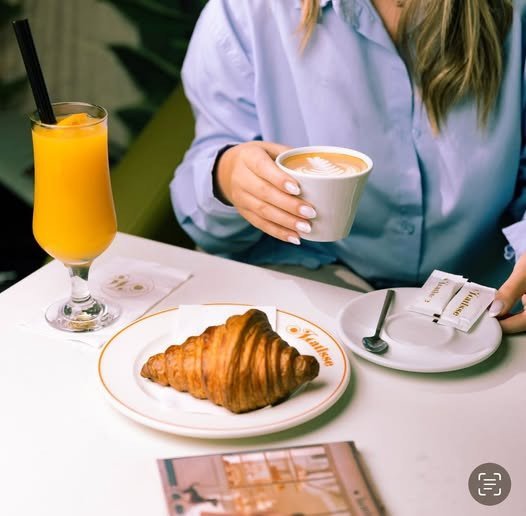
[[421, 338, 512, 379], [350, 335, 526, 394], [231, 364, 356, 447], [123, 369, 356, 447]]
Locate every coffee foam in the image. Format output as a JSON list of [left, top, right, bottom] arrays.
[[298, 156, 357, 176], [282, 152, 366, 177]]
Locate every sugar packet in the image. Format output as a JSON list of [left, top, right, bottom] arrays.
[[437, 282, 496, 332], [407, 270, 467, 317]]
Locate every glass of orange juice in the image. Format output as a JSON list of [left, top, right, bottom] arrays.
[[30, 102, 120, 331]]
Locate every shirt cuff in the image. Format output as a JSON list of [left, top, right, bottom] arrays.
[[197, 144, 240, 217], [502, 219, 526, 261]]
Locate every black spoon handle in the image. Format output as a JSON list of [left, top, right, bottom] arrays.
[[374, 289, 395, 337]]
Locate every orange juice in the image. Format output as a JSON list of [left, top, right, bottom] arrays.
[[32, 112, 117, 264]]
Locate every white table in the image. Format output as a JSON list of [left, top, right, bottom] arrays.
[[1, 233, 525, 516]]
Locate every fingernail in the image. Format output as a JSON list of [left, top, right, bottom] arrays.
[[287, 236, 301, 245], [295, 221, 312, 234], [285, 181, 301, 195], [488, 299, 504, 317], [299, 205, 317, 219]]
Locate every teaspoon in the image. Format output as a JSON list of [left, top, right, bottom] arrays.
[[362, 289, 395, 354]]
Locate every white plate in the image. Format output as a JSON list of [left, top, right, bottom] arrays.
[[98, 305, 350, 438], [337, 288, 502, 373]]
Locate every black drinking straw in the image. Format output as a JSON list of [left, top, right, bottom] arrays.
[[12, 18, 56, 124]]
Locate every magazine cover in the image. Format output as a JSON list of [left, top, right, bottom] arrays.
[[157, 441, 384, 515]]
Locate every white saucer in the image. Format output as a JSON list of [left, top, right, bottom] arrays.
[[337, 288, 502, 373]]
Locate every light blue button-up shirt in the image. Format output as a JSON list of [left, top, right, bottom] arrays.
[[171, 0, 526, 288]]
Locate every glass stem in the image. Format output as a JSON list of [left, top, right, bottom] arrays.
[[49, 261, 115, 329], [63, 263, 104, 320], [68, 263, 93, 304]]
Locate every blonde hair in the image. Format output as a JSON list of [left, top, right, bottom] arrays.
[[300, 0, 513, 130]]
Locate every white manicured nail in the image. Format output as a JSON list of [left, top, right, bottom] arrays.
[[296, 221, 311, 234], [488, 299, 504, 317], [299, 205, 317, 219], [285, 181, 301, 195], [288, 236, 301, 245]]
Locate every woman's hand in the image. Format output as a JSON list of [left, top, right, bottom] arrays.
[[215, 141, 317, 245], [489, 253, 526, 333]]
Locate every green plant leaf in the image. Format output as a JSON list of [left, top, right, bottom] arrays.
[[116, 105, 155, 137], [99, 0, 188, 26], [0, 77, 27, 109], [109, 44, 179, 103], [99, 0, 198, 56], [0, 1, 22, 28], [97, 0, 207, 142], [108, 139, 126, 166]]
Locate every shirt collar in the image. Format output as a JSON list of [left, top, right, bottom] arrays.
[[293, 1, 364, 24], [293, 0, 352, 10], [294, 0, 333, 8]]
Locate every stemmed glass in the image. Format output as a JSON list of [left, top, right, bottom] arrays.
[[30, 102, 120, 331]]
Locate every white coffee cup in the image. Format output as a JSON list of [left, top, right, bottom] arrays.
[[276, 145, 373, 242]]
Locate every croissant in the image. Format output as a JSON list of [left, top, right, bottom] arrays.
[[140, 308, 319, 413]]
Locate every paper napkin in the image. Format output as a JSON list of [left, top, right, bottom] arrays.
[[20, 257, 192, 348], [174, 304, 276, 340]]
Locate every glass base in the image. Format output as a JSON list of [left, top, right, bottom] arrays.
[[45, 296, 121, 332]]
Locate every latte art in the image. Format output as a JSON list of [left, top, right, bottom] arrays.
[[298, 157, 357, 176], [282, 151, 367, 177]]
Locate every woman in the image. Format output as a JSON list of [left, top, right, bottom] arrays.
[[171, 0, 526, 332]]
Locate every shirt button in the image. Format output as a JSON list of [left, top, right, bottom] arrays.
[[400, 220, 415, 234], [504, 244, 515, 261], [412, 127, 421, 138]]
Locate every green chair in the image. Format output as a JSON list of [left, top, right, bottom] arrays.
[[110, 85, 195, 249]]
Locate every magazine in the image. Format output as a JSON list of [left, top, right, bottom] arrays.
[[157, 441, 384, 515]]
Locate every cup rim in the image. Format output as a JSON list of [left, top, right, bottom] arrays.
[[30, 101, 107, 129], [276, 145, 373, 179]]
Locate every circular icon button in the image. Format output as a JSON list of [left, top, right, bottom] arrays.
[[469, 463, 511, 506]]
